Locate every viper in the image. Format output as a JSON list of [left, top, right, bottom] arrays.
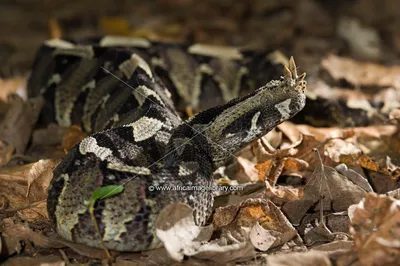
[[27, 36, 307, 252]]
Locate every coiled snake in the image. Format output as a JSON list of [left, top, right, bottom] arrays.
[[28, 36, 307, 251]]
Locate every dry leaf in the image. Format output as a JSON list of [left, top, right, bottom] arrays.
[[234, 156, 258, 183], [335, 163, 373, 192], [283, 150, 366, 225], [250, 222, 286, 251], [265, 182, 303, 206], [0, 95, 44, 153], [0, 159, 59, 221], [61, 125, 87, 151], [0, 218, 64, 250], [322, 54, 400, 88], [155, 203, 213, 261], [0, 140, 14, 167], [214, 198, 297, 252], [350, 193, 400, 266]]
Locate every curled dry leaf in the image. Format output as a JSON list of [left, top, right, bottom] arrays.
[[339, 125, 400, 180], [283, 150, 366, 225], [0, 159, 59, 221], [322, 54, 400, 88], [213, 198, 297, 253], [265, 182, 303, 206], [350, 193, 400, 266]]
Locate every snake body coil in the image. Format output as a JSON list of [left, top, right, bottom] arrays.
[[28, 36, 306, 251]]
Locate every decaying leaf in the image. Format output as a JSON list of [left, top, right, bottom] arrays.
[[335, 163, 373, 192], [0, 140, 14, 167], [250, 221, 285, 251], [0, 218, 64, 251], [322, 54, 400, 88], [350, 193, 400, 266], [0, 159, 59, 221], [214, 198, 298, 252], [265, 182, 303, 206], [0, 95, 44, 153], [283, 149, 366, 225]]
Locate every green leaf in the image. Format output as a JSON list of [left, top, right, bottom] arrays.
[[90, 185, 124, 202]]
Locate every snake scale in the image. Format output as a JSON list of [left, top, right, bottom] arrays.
[[27, 36, 307, 252]]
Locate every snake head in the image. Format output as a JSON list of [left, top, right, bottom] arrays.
[[263, 56, 307, 123]]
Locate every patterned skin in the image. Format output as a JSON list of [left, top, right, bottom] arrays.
[[28, 38, 306, 251]]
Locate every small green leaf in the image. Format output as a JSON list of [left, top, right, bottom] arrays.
[[90, 185, 124, 201]]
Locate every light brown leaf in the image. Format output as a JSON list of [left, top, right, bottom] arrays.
[[350, 193, 400, 266], [322, 54, 400, 87], [0, 140, 14, 167], [0, 159, 59, 221], [61, 125, 87, 151]]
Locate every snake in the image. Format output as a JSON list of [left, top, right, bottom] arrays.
[[27, 36, 307, 252]]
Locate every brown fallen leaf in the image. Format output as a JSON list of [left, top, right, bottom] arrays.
[[0, 140, 14, 167], [350, 193, 400, 266], [335, 163, 373, 192], [0, 218, 64, 250], [0, 159, 59, 221], [61, 125, 88, 152], [282, 149, 366, 225], [265, 182, 303, 206], [213, 198, 298, 253], [0, 95, 44, 153], [322, 54, 400, 88]]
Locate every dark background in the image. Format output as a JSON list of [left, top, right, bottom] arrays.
[[1, 0, 400, 77]]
